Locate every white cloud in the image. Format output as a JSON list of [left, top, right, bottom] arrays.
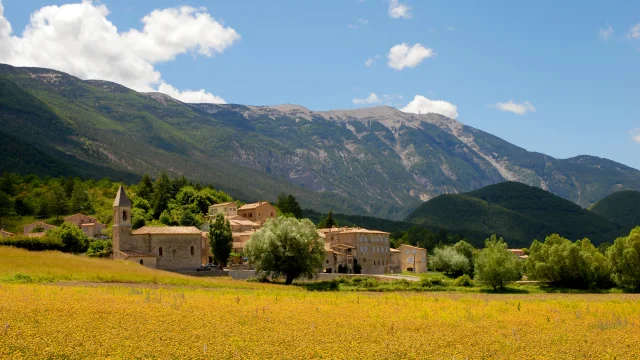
[[365, 54, 380, 67], [599, 25, 614, 41], [400, 95, 458, 118], [353, 93, 381, 104], [628, 23, 640, 39], [491, 100, 536, 115], [446, 25, 456, 31], [0, 0, 238, 103], [353, 93, 402, 105], [358, 18, 369, 25], [349, 18, 369, 29], [387, 43, 434, 70], [388, 0, 412, 19], [157, 82, 226, 104], [630, 129, 640, 143]]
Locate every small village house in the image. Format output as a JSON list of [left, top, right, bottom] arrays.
[[237, 202, 277, 226], [389, 248, 401, 273], [319, 226, 392, 274], [0, 229, 14, 238], [23, 221, 56, 235], [399, 244, 428, 273], [208, 202, 238, 218], [64, 213, 106, 238]]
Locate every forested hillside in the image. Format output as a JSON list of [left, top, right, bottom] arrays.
[[405, 182, 624, 247], [590, 190, 640, 233]]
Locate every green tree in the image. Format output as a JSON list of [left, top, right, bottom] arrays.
[[430, 246, 470, 276], [454, 240, 476, 275], [607, 227, 640, 290], [275, 193, 302, 218], [48, 183, 68, 220], [70, 182, 93, 214], [208, 213, 233, 269], [474, 235, 522, 290], [151, 172, 172, 218], [245, 217, 324, 284], [526, 234, 612, 289], [318, 210, 338, 228], [47, 222, 89, 253], [0, 191, 13, 228], [137, 174, 154, 201], [131, 208, 149, 229]]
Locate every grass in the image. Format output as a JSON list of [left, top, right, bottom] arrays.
[[0, 246, 284, 290]]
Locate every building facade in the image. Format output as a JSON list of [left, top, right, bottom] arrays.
[[23, 221, 56, 235], [112, 186, 203, 270], [399, 244, 428, 273], [237, 202, 277, 226], [320, 227, 392, 274], [64, 213, 106, 238]]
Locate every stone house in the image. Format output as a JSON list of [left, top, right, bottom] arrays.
[[64, 213, 106, 238], [0, 229, 14, 238], [112, 186, 203, 270], [207, 202, 238, 218], [237, 202, 277, 226], [23, 221, 56, 235], [399, 244, 428, 273], [320, 226, 392, 274], [389, 248, 401, 273]]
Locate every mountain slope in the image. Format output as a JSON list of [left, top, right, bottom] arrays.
[[405, 182, 623, 247], [1, 64, 640, 219], [590, 190, 640, 233]]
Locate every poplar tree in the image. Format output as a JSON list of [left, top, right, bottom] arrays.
[[209, 213, 233, 269]]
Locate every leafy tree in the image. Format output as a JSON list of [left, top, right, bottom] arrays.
[[151, 172, 172, 218], [245, 217, 324, 284], [453, 240, 476, 275], [607, 227, 640, 289], [172, 175, 189, 198], [14, 197, 33, 216], [179, 209, 198, 226], [208, 213, 233, 269], [474, 235, 521, 290], [87, 239, 112, 257], [526, 234, 612, 289], [70, 182, 93, 214], [0, 191, 13, 228], [318, 210, 338, 229], [0, 172, 17, 196], [275, 193, 302, 218], [159, 210, 172, 226], [47, 222, 89, 253], [429, 246, 470, 277], [35, 195, 49, 219], [137, 174, 154, 201], [131, 208, 149, 229], [48, 183, 68, 220]]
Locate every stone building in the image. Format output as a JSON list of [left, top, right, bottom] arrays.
[[112, 186, 203, 270], [399, 244, 428, 273], [389, 248, 401, 273], [207, 202, 238, 218], [23, 221, 56, 235], [64, 213, 106, 237], [320, 226, 392, 274], [237, 202, 277, 226], [0, 229, 14, 238]]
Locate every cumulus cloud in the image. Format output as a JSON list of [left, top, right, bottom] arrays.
[[353, 93, 402, 105], [599, 25, 614, 41], [365, 54, 380, 67], [387, 43, 434, 70], [628, 23, 640, 39], [0, 0, 238, 103], [491, 100, 536, 115], [388, 0, 412, 19], [630, 129, 640, 143], [400, 95, 458, 118]]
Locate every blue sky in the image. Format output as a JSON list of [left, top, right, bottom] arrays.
[[1, 0, 639, 169]]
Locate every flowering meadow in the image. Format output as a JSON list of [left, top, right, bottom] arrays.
[[1, 283, 639, 359]]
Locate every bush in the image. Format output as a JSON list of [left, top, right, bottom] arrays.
[[87, 239, 112, 258], [453, 274, 474, 287], [0, 235, 64, 251], [420, 277, 446, 287], [46, 223, 89, 253]]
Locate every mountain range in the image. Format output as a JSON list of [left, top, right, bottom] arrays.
[[2, 64, 640, 220]]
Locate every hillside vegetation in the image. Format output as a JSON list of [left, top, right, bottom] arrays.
[[2, 64, 640, 219], [406, 182, 623, 247], [590, 190, 640, 233]]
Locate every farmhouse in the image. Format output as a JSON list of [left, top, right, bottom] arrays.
[[112, 186, 204, 270], [320, 226, 392, 274], [0, 229, 14, 238], [237, 201, 277, 226], [64, 213, 106, 237], [23, 221, 56, 235]]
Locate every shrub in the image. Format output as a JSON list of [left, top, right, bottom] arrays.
[[0, 235, 64, 251], [453, 274, 474, 287], [430, 246, 470, 277], [420, 277, 447, 288], [46, 223, 89, 253]]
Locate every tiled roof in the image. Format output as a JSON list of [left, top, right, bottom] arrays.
[[238, 202, 271, 210], [131, 226, 202, 235], [390, 248, 401, 253], [210, 202, 235, 207], [120, 250, 156, 258]]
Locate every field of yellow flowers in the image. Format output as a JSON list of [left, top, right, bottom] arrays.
[[1, 282, 639, 359]]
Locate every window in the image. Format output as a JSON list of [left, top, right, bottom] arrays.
[[270, 212, 274, 217], [122, 211, 128, 221], [139, 259, 143, 265], [158, 247, 163, 256], [326, 259, 329, 264], [258, 213, 260, 217], [190, 246, 194, 256], [406, 250, 410, 254]]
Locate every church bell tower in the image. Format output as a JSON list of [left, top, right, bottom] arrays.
[[112, 185, 132, 259]]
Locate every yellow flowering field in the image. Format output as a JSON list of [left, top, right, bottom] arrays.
[[1, 283, 639, 359]]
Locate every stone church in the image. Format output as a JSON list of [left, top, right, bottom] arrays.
[[112, 186, 204, 270]]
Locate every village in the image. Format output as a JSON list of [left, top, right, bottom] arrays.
[[1, 185, 429, 276]]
